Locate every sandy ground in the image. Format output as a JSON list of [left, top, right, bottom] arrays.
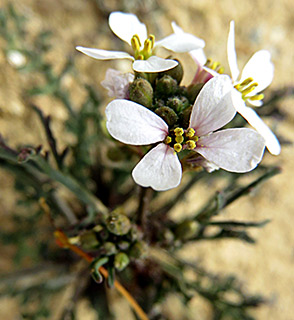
[[0, 0, 293, 319]]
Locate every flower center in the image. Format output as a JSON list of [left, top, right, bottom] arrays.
[[131, 34, 155, 60], [234, 77, 264, 102], [164, 127, 199, 153], [204, 59, 224, 74]]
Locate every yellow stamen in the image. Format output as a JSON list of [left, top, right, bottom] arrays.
[[164, 136, 172, 144], [240, 77, 254, 87], [186, 128, 195, 138], [148, 35, 155, 48], [241, 82, 258, 97], [174, 143, 182, 153], [186, 140, 196, 150], [174, 128, 184, 136], [175, 136, 184, 144], [131, 34, 141, 52], [249, 93, 264, 101]]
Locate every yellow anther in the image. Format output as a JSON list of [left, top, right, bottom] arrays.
[[174, 143, 182, 153], [148, 34, 155, 48], [175, 136, 184, 144], [137, 54, 144, 60], [186, 140, 196, 150], [205, 58, 212, 68], [249, 93, 264, 101], [241, 82, 258, 97], [211, 61, 220, 70], [143, 38, 152, 55], [131, 34, 141, 52], [164, 136, 172, 144], [174, 128, 184, 136], [218, 67, 225, 74], [186, 128, 195, 138], [240, 77, 254, 87]]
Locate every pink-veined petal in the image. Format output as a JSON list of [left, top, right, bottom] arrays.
[[240, 50, 274, 94], [132, 143, 182, 191], [108, 12, 147, 46], [232, 97, 280, 155], [227, 21, 240, 82], [133, 56, 178, 73], [189, 75, 237, 136], [155, 33, 205, 53], [76, 46, 134, 61], [196, 128, 265, 172], [106, 99, 168, 145]]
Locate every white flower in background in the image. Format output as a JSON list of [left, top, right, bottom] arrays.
[[106, 75, 265, 191], [7, 49, 27, 68], [76, 11, 205, 73], [227, 21, 280, 155], [101, 68, 134, 99]]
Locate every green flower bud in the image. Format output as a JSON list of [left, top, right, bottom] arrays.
[[175, 220, 198, 240], [129, 241, 148, 259], [161, 59, 183, 84], [181, 105, 192, 128], [129, 78, 153, 109], [103, 242, 117, 256], [155, 106, 178, 127], [187, 83, 205, 104], [106, 211, 131, 236], [167, 96, 190, 113], [118, 240, 130, 250], [114, 252, 130, 271], [80, 230, 100, 250], [155, 75, 177, 97]]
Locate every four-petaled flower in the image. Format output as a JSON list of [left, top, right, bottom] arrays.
[[227, 21, 280, 155], [76, 11, 205, 73], [106, 75, 266, 191]]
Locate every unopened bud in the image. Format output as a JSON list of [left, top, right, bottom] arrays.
[[129, 78, 153, 109], [175, 220, 198, 240], [80, 231, 100, 249], [181, 105, 192, 128], [118, 240, 130, 250], [129, 241, 148, 259], [155, 75, 177, 97], [187, 83, 205, 104], [155, 106, 178, 127], [114, 252, 130, 271], [106, 211, 131, 236], [161, 59, 183, 84], [167, 96, 190, 113], [103, 242, 117, 256]]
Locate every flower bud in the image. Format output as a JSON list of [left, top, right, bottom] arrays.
[[161, 59, 183, 84], [155, 106, 178, 127], [118, 240, 130, 250], [80, 230, 100, 249], [181, 105, 192, 128], [129, 78, 153, 109], [167, 96, 190, 113], [175, 220, 198, 240], [187, 83, 205, 104], [106, 211, 131, 236], [103, 241, 117, 256], [155, 75, 177, 97], [129, 241, 148, 259], [114, 252, 130, 271]]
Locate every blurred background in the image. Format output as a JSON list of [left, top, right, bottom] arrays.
[[0, 0, 293, 319]]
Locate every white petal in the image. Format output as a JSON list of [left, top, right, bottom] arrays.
[[189, 75, 237, 136], [196, 128, 265, 172], [240, 50, 274, 93], [227, 21, 240, 82], [232, 98, 280, 155], [189, 48, 207, 66], [247, 99, 263, 107], [171, 21, 184, 34], [133, 56, 178, 73], [106, 99, 168, 145], [76, 46, 134, 60], [108, 12, 147, 46], [132, 143, 182, 191], [101, 69, 134, 99], [155, 33, 205, 53]]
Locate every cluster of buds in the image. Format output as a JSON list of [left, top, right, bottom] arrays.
[[69, 208, 148, 279], [77, 12, 280, 191]]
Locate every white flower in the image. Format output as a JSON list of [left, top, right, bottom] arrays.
[[76, 12, 205, 73], [101, 68, 134, 99], [227, 21, 280, 155], [106, 75, 265, 191]]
